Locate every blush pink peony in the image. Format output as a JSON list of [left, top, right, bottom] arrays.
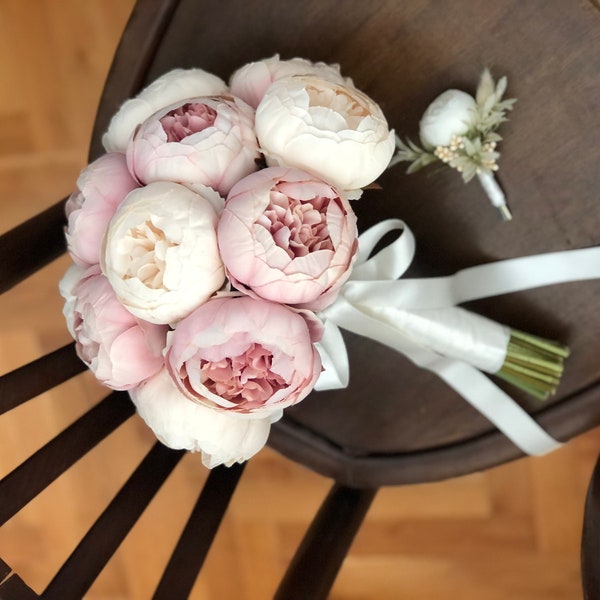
[[218, 167, 358, 310], [127, 95, 261, 197], [59, 264, 167, 390], [130, 368, 281, 468], [165, 295, 322, 417], [102, 68, 228, 153], [229, 54, 349, 109], [65, 153, 139, 267]]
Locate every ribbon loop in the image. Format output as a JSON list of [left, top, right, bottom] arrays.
[[351, 219, 415, 281]]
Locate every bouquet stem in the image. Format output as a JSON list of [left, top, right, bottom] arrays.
[[354, 305, 569, 401], [496, 329, 569, 399]]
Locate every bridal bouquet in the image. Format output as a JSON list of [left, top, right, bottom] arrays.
[[60, 56, 569, 468]]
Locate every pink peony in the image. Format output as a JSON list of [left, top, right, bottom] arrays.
[[218, 167, 358, 310], [127, 95, 261, 197], [59, 265, 167, 390], [65, 153, 139, 267], [165, 295, 322, 417], [130, 368, 281, 468], [102, 68, 228, 153], [229, 54, 349, 109]]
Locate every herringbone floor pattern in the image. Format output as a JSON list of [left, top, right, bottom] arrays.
[[0, 2, 598, 598]]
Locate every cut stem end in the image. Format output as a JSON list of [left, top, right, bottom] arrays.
[[497, 329, 569, 400], [498, 204, 513, 221]]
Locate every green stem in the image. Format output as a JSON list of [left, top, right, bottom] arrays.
[[495, 371, 552, 401], [509, 329, 570, 358]]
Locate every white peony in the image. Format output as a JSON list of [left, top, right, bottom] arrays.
[[255, 75, 395, 192], [230, 54, 350, 109], [130, 368, 281, 468], [102, 68, 228, 153], [419, 89, 477, 148], [101, 181, 225, 325]]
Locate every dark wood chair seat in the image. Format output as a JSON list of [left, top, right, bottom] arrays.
[[2, 0, 600, 597]]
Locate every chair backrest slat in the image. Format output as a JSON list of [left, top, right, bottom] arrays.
[[42, 443, 184, 600], [0, 392, 134, 526], [0, 572, 39, 600], [0, 344, 86, 416], [153, 462, 246, 599], [0, 557, 10, 582], [0, 201, 67, 295]]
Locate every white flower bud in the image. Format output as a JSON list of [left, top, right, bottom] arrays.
[[419, 89, 477, 148]]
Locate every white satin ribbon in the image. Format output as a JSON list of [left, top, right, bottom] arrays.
[[315, 219, 600, 456], [477, 172, 512, 221]]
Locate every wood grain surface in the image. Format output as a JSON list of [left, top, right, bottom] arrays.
[[1, 1, 599, 598]]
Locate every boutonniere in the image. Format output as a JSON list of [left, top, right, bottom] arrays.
[[392, 69, 516, 220]]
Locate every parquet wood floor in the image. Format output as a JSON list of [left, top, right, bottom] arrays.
[[0, 2, 598, 598]]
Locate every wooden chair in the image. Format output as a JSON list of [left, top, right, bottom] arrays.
[[2, 0, 600, 597]]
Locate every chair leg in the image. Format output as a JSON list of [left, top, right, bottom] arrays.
[[153, 462, 246, 599], [582, 453, 600, 599], [274, 483, 377, 600]]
